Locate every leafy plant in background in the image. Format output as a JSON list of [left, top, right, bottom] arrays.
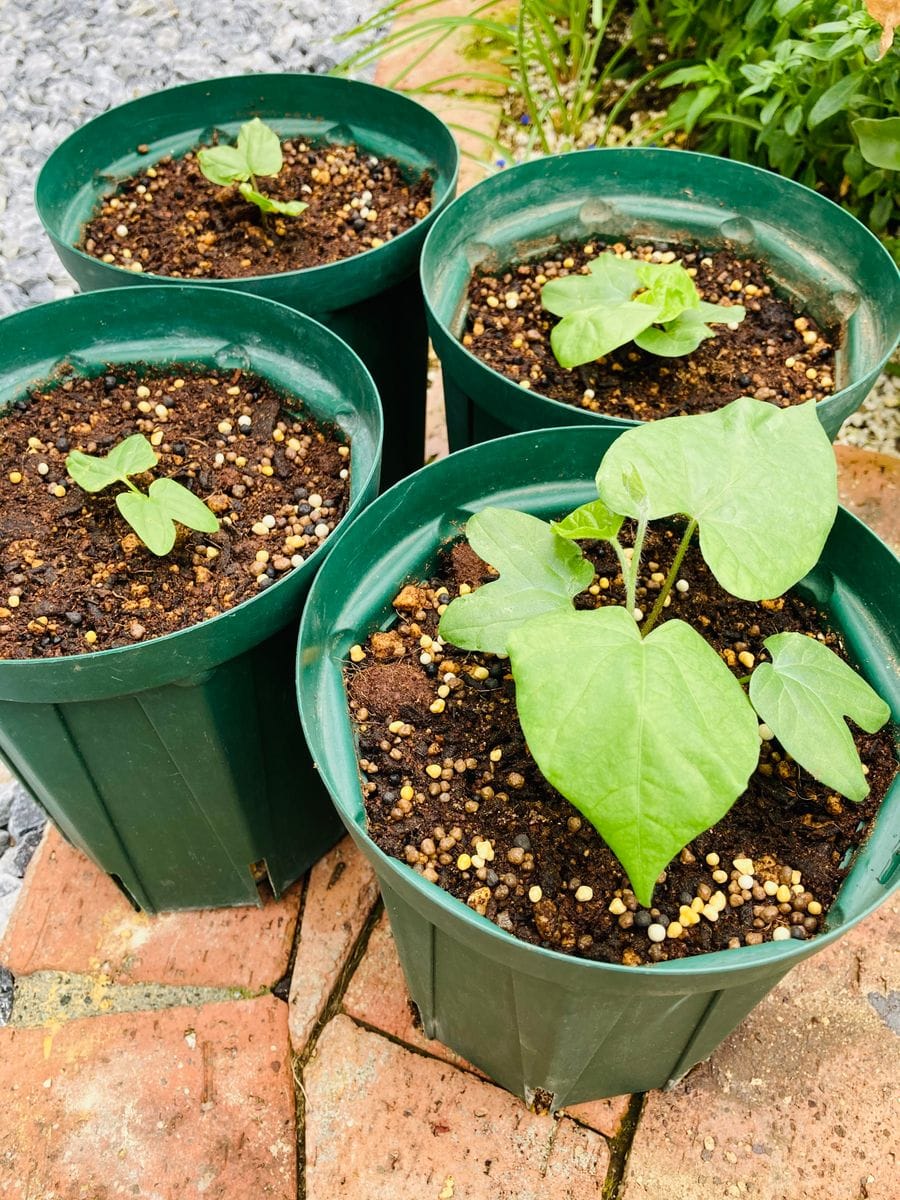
[[336, 0, 673, 157], [640, 0, 899, 243], [66, 434, 220, 556], [197, 118, 308, 223], [438, 398, 890, 904], [541, 252, 745, 367]]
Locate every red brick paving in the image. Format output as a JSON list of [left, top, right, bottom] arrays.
[[835, 444, 899, 551], [0, 827, 301, 989], [0, 995, 295, 1199], [304, 1013, 610, 1200], [342, 913, 634, 1140], [288, 836, 379, 1052], [342, 911, 482, 1073], [620, 899, 900, 1200]]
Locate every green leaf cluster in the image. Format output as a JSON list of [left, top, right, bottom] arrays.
[[438, 397, 890, 905], [335, 2, 897, 256], [541, 254, 745, 369], [645, 0, 899, 245], [66, 434, 219, 556], [197, 118, 308, 219]]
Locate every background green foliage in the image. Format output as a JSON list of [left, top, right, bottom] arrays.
[[638, 0, 898, 245], [339, 1, 898, 255]]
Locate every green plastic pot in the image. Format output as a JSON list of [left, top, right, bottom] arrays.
[[35, 73, 459, 488], [296, 426, 899, 1106], [0, 285, 382, 913], [421, 149, 900, 450]]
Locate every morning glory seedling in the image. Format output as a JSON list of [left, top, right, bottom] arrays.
[[66, 434, 219, 556], [197, 118, 308, 223], [541, 252, 746, 369], [439, 398, 890, 905]]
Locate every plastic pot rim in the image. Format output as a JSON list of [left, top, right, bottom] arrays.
[[35, 72, 460, 293], [297, 423, 900, 984], [0, 283, 383, 679], [421, 146, 900, 432]]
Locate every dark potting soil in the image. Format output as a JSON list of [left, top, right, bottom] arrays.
[[79, 137, 433, 278], [463, 238, 838, 420], [0, 364, 351, 659], [347, 526, 896, 965]]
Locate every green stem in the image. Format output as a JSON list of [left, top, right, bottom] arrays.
[[121, 477, 143, 496], [250, 172, 269, 230], [627, 510, 648, 618], [641, 518, 697, 636], [609, 536, 631, 606]]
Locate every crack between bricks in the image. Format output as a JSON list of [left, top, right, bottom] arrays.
[[338, 1012, 624, 1163], [602, 1093, 647, 1200], [291, 897, 384, 1198], [271, 869, 312, 1005]]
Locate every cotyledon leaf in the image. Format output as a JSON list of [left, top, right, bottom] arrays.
[[116, 492, 176, 556], [438, 507, 593, 655], [749, 632, 891, 802], [236, 117, 283, 177], [66, 434, 158, 493], [148, 478, 220, 534], [508, 605, 760, 905], [595, 396, 837, 600]]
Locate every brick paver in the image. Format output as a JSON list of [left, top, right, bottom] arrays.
[[835, 444, 899, 550], [0, 995, 295, 1198], [343, 913, 632, 1138], [342, 911, 480, 1071], [620, 899, 900, 1200], [304, 1013, 610, 1200], [288, 836, 379, 1051], [1, 827, 301, 989]]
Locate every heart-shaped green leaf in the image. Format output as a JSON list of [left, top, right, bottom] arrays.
[[116, 492, 176, 556], [542, 253, 744, 370], [197, 143, 250, 186], [438, 508, 593, 655], [67, 434, 157, 493], [596, 397, 837, 600], [635, 303, 746, 358], [148, 478, 220, 534], [106, 434, 159, 478], [549, 300, 659, 368], [551, 498, 624, 542], [637, 261, 700, 323], [542, 254, 643, 316], [543, 255, 661, 367], [635, 311, 718, 357], [508, 605, 760, 904], [66, 449, 124, 493], [237, 117, 283, 177], [749, 632, 891, 802]]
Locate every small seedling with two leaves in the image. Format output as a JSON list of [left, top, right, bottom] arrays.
[[197, 118, 308, 222], [66, 434, 219, 556], [438, 397, 891, 906], [541, 252, 746, 369]]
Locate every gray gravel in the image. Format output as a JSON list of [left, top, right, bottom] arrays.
[[0, 0, 384, 313], [0, 773, 46, 941]]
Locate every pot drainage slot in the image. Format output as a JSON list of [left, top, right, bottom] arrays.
[[250, 858, 275, 904]]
